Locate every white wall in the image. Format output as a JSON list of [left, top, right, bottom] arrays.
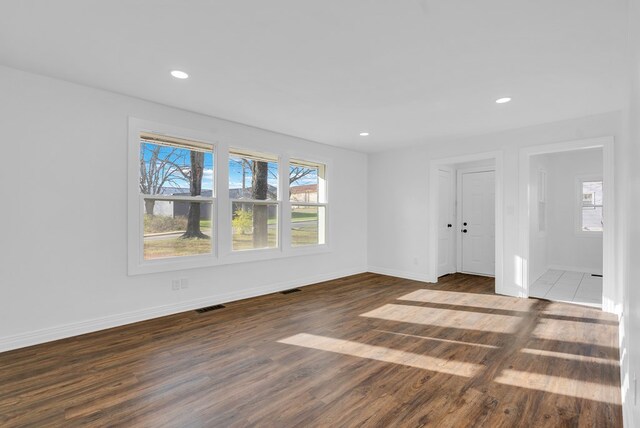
[[545, 149, 603, 273], [620, 0, 640, 425], [368, 111, 623, 299], [0, 65, 368, 351]]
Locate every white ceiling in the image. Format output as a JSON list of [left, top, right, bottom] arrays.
[[0, 1, 628, 152]]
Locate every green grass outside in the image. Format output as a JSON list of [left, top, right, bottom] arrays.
[[144, 236, 212, 259], [144, 226, 319, 258], [291, 226, 319, 246]]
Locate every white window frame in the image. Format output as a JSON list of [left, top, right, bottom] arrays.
[[128, 118, 332, 275], [288, 159, 328, 249], [575, 175, 603, 237], [128, 118, 218, 275]]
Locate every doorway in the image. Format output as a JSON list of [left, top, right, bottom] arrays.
[[519, 137, 615, 312], [431, 153, 502, 289]]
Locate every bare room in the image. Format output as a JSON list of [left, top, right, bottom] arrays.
[[1, 1, 639, 426]]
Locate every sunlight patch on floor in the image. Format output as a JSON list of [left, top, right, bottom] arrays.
[[277, 333, 481, 377], [520, 348, 617, 365], [494, 369, 621, 404], [361, 304, 520, 334], [398, 289, 535, 311], [532, 318, 615, 345], [374, 330, 500, 349]]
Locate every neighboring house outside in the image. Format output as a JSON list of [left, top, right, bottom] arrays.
[[172, 190, 213, 218], [229, 184, 278, 200], [147, 187, 213, 218], [230, 185, 278, 217], [147, 185, 280, 218], [290, 184, 318, 203]]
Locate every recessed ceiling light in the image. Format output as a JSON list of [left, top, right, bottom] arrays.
[[359, 132, 370, 136], [495, 97, 511, 104], [171, 70, 189, 79]]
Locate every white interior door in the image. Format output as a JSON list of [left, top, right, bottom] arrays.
[[461, 170, 495, 276], [437, 168, 455, 277]]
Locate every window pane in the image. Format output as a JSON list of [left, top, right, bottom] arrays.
[[290, 164, 319, 202], [229, 153, 278, 200], [232, 202, 278, 250], [139, 141, 213, 200], [143, 201, 213, 260], [582, 206, 603, 232], [291, 205, 325, 246], [582, 181, 602, 206]]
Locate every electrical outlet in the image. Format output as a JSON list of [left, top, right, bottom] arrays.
[[171, 280, 180, 291], [180, 278, 189, 289]]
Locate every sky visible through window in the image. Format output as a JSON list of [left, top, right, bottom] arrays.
[[140, 142, 214, 193], [141, 142, 318, 195], [228, 156, 279, 190]]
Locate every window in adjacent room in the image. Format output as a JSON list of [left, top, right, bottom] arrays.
[[229, 149, 279, 251], [289, 160, 327, 247], [578, 178, 603, 234]]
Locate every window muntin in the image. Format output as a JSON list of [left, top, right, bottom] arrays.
[[229, 149, 279, 251], [579, 179, 603, 233], [139, 133, 215, 260], [289, 160, 327, 247]]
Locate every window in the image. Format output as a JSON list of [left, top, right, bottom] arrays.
[[139, 132, 215, 260], [229, 149, 279, 251], [128, 119, 331, 274], [577, 178, 603, 234], [289, 160, 327, 246]]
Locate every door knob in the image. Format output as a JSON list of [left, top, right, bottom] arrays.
[[447, 224, 452, 228], [462, 229, 468, 233]]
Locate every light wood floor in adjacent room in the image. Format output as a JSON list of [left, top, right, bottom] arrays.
[[0, 273, 622, 427]]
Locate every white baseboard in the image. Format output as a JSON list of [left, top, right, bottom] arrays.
[[0, 266, 367, 353], [547, 264, 603, 276], [367, 266, 432, 283]]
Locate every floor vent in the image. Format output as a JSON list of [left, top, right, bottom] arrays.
[[591, 274, 603, 277], [281, 288, 302, 295], [195, 304, 225, 314]]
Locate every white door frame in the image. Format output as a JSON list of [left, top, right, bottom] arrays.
[[518, 136, 616, 313], [456, 166, 496, 274], [438, 166, 456, 277], [428, 150, 504, 293]]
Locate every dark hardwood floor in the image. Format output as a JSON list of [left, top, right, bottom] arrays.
[[0, 273, 621, 427]]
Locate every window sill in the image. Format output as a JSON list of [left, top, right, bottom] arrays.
[[128, 245, 331, 275], [128, 253, 218, 276], [219, 244, 331, 265]]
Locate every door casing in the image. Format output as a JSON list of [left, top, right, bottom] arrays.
[[437, 167, 456, 277]]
